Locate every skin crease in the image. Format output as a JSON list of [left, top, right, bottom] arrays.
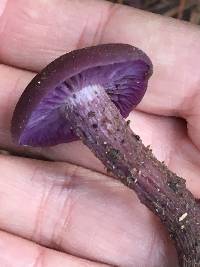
[[0, 0, 200, 266]]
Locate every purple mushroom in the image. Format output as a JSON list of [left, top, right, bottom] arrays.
[[11, 44, 151, 147], [11, 44, 200, 267]]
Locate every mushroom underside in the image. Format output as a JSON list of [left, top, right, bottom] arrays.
[[18, 60, 150, 146]]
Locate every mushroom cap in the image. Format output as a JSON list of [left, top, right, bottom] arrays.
[[11, 43, 153, 147]]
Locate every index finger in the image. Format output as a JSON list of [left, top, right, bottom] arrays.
[[0, 0, 199, 116]]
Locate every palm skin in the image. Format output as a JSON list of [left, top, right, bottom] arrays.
[[0, 0, 200, 266]]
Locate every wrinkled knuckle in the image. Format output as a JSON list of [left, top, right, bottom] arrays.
[[32, 246, 46, 267], [32, 163, 82, 249], [51, 183, 75, 248], [76, 1, 119, 48], [92, 2, 120, 45]]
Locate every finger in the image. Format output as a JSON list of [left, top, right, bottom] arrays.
[[1, 0, 200, 152], [0, 0, 200, 117], [2, 63, 200, 179], [0, 231, 109, 267], [0, 154, 177, 267], [0, 0, 112, 71]]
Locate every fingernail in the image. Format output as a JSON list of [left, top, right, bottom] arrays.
[[0, 0, 7, 17]]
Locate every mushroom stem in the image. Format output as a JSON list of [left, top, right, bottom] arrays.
[[65, 84, 200, 267]]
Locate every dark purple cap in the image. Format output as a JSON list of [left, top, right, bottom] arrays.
[[11, 43, 153, 147]]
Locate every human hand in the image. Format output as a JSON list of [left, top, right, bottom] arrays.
[[0, 0, 200, 266]]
